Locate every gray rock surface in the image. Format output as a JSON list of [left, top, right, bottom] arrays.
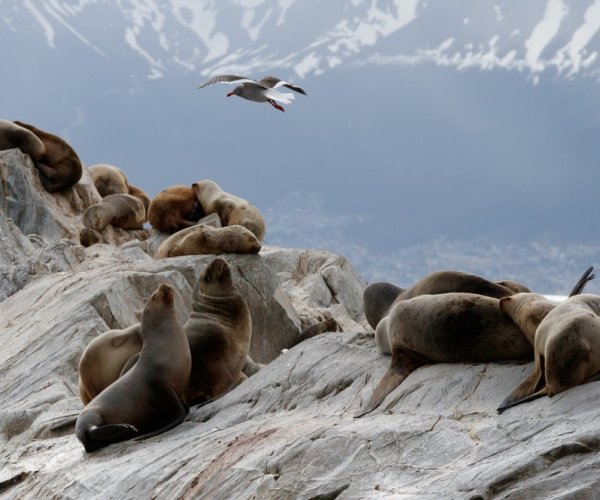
[[2, 150, 600, 499]]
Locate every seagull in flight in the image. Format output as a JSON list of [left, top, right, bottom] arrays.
[[197, 75, 307, 112]]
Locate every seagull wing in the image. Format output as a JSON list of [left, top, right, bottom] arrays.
[[258, 76, 307, 95], [197, 75, 257, 89]]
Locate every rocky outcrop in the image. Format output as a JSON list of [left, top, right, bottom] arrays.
[[1, 150, 600, 499]]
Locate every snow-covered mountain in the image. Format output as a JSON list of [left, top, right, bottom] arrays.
[[3, 0, 600, 83]]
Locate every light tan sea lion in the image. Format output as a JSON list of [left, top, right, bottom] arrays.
[[75, 284, 191, 452], [13, 120, 82, 192], [148, 185, 204, 233], [498, 294, 600, 413], [363, 271, 531, 330], [0, 119, 46, 160], [498, 265, 595, 359], [89, 164, 129, 196], [83, 193, 146, 232], [78, 324, 142, 405], [357, 293, 533, 417], [157, 224, 261, 259], [127, 184, 151, 217], [184, 258, 252, 406], [192, 180, 266, 241]]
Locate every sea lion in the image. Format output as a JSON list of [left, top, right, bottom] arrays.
[[83, 193, 146, 232], [498, 297, 600, 413], [127, 184, 151, 217], [499, 266, 596, 346], [157, 224, 261, 259], [78, 324, 142, 405], [148, 185, 205, 233], [75, 283, 191, 452], [0, 119, 45, 160], [88, 164, 151, 219], [184, 258, 252, 406], [89, 164, 129, 197], [363, 271, 531, 330], [192, 180, 266, 241], [356, 293, 533, 417], [13, 120, 82, 192]]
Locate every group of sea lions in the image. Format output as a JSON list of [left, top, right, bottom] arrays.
[[3, 120, 600, 454], [358, 267, 598, 416], [76, 257, 254, 452], [0, 119, 265, 256]]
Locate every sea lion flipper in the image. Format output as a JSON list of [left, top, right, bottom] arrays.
[[88, 423, 139, 442], [497, 366, 545, 413], [133, 395, 187, 442], [120, 352, 140, 377], [569, 266, 595, 297], [355, 352, 422, 418]]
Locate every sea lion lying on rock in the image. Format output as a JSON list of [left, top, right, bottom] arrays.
[[0, 119, 45, 160], [192, 180, 265, 241], [148, 185, 204, 233], [157, 224, 261, 258], [356, 293, 533, 417], [363, 270, 531, 330], [13, 120, 82, 192]]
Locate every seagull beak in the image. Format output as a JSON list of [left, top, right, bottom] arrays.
[[226, 91, 234, 97]]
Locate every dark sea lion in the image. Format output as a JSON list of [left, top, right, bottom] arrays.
[[78, 324, 142, 405], [192, 180, 266, 241], [157, 224, 261, 258], [184, 258, 252, 406], [357, 292, 533, 417], [0, 119, 45, 160], [148, 185, 204, 233], [13, 120, 82, 192], [363, 270, 531, 330], [75, 283, 191, 452]]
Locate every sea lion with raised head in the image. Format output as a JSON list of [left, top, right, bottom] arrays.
[[0, 119, 46, 160], [83, 193, 146, 232], [356, 292, 533, 417], [363, 270, 531, 330], [78, 324, 142, 405], [184, 258, 252, 406], [157, 224, 261, 259], [75, 283, 191, 452], [192, 180, 265, 241], [148, 185, 204, 234], [498, 294, 600, 413], [13, 120, 82, 192]]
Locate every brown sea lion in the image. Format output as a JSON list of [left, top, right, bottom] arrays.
[[184, 258, 252, 406], [127, 183, 151, 217], [75, 283, 191, 452], [13, 120, 82, 192], [78, 324, 142, 405], [356, 293, 533, 417], [157, 224, 261, 259], [83, 193, 146, 232], [0, 119, 45, 160], [148, 185, 204, 233], [363, 271, 531, 330], [192, 180, 266, 241]]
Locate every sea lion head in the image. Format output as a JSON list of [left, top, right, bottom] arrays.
[[197, 258, 235, 297], [147, 283, 175, 311]]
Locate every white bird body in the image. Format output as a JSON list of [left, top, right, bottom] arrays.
[[197, 75, 306, 111]]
